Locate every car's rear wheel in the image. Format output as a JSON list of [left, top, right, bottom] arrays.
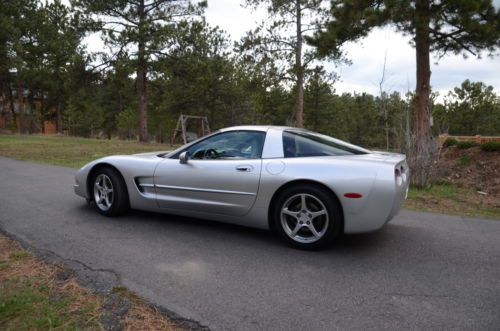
[[273, 184, 342, 250], [91, 167, 129, 216]]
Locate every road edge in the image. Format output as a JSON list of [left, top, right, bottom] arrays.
[[0, 226, 210, 331]]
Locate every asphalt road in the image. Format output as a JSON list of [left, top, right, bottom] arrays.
[[1, 156, 499, 330]]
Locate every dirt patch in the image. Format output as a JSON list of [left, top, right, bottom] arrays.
[[432, 146, 500, 208]]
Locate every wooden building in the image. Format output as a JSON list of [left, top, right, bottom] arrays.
[[0, 88, 56, 134]]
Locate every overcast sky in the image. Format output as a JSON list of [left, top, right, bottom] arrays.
[[204, 0, 500, 101], [82, 0, 500, 101]]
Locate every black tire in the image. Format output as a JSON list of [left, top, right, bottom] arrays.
[[90, 167, 129, 217], [273, 184, 342, 250]]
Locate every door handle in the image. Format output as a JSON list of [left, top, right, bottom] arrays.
[[236, 165, 253, 172]]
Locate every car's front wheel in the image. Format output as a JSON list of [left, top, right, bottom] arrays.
[[273, 184, 342, 250], [91, 167, 129, 216]]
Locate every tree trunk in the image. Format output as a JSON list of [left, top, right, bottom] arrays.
[[385, 110, 389, 150], [379, 52, 389, 150], [28, 90, 36, 133], [137, 0, 148, 142], [313, 85, 319, 131], [7, 85, 17, 131], [409, 0, 435, 187], [40, 91, 45, 134], [295, 0, 304, 128], [17, 82, 23, 133], [137, 65, 148, 142], [56, 96, 62, 135], [405, 84, 411, 153]]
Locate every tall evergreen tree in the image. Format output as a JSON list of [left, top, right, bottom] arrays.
[[304, 66, 335, 132], [36, 0, 88, 134], [73, 0, 206, 142], [0, 0, 38, 130], [240, 0, 335, 128], [436, 80, 500, 136], [310, 0, 500, 186], [150, 21, 240, 136]]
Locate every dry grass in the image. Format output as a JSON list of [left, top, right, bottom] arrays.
[[124, 300, 181, 331], [0, 235, 181, 330], [112, 286, 181, 331], [0, 236, 102, 330], [404, 183, 500, 219]]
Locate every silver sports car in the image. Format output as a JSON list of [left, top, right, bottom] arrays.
[[74, 126, 409, 249]]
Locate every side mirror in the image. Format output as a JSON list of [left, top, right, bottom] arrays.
[[179, 151, 190, 164]]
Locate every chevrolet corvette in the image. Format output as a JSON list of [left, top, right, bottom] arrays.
[[74, 126, 409, 249]]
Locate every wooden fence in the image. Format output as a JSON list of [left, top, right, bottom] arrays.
[[439, 134, 500, 145]]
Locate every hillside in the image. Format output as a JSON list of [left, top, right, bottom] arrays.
[[405, 145, 500, 218], [434, 146, 499, 199]]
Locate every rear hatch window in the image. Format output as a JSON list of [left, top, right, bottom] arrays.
[[283, 130, 370, 157]]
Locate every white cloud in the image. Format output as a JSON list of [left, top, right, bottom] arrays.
[[205, 0, 265, 41]]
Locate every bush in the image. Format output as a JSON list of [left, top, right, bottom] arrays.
[[480, 141, 500, 152], [443, 138, 458, 147], [456, 141, 477, 149], [456, 155, 471, 166]]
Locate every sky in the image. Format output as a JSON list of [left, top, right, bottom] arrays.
[[81, 0, 500, 101], [203, 0, 500, 101]]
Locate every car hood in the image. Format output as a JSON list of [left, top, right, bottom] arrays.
[[132, 151, 171, 159]]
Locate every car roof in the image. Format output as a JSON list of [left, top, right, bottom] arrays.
[[219, 125, 300, 133]]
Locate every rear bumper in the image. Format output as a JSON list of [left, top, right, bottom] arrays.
[[344, 162, 410, 234], [386, 177, 409, 222]]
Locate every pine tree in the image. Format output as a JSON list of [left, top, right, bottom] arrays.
[[72, 0, 206, 142], [240, 0, 335, 128], [310, 0, 500, 186]]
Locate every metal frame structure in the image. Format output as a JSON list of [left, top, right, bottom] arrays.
[[171, 114, 211, 145]]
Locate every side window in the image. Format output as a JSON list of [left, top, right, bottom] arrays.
[[283, 130, 368, 157], [185, 131, 266, 160]]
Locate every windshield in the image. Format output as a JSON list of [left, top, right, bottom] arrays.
[[283, 130, 370, 157]]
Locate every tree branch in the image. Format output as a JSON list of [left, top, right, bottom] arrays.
[[102, 20, 137, 28], [103, 8, 139, 25]]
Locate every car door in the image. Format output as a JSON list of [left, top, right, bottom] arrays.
[[154, 130, 266, 216]]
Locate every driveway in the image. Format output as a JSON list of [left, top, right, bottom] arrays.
[[0, 156, 499, 330]]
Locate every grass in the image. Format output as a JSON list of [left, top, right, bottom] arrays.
[[0, 236, 102, 330], [0, 134, 175, 168], [404, 183, 500, 219], [0, 235, 180, 330], [9, 250, 30, 261], [455, 155, 471, 167]]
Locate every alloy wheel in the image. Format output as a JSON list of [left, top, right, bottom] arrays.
[[280, 193, 329, 244], [93, 174, 114, 211]]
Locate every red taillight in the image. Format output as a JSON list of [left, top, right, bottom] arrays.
[[344, 193, 363, 199]]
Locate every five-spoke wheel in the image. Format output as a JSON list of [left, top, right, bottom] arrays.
[[274, 184, 341, 249], [94, 174, 114, 212], [90, 167, 129, 216], [281, 193, 329, 244]]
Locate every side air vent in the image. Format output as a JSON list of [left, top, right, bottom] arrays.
[[134, 177, 155, 197]]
